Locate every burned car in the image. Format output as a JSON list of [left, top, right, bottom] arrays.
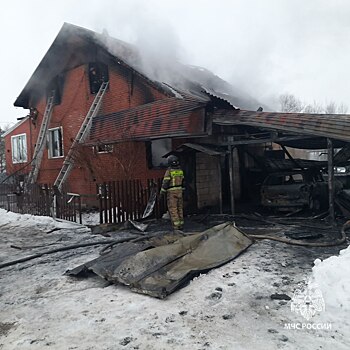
[[261, 170, 330, 211]]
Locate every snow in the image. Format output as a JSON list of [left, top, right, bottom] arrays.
[[0, 209, 349, 349], [312, 245, 350, 334], [161, 83, 183, 99], [0, 208, 84, 230], [81, 211, 101, 226]]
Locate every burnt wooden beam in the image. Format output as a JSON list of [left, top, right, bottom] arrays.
[[327, 138, 335, 224], [218, 155, 223, 214], [229, 146, 235, 215], [217, 135, 310, 146], [281, 145, 305, 171]]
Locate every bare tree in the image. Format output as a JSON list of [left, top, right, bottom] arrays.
[[0, 126, 9, 173], [304, 100, 324, 114], [279, 94, 348, 114], [337, 103, 348, 114], [324, 101, 337, 114], [279, 94, 304, 112]]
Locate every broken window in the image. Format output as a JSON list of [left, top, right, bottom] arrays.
[[147, 138, 172, 168], [48, 127, 63, 158], [95, 144, 114, 153], [266, 173, 304, 186], [11, 134, 27, 164], [88, 62, 109, 94], [46, 74, 65, 105]]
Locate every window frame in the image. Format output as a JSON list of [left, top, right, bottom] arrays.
[[88, 62, 109, 94], [146, 138, 172, 169], [48, 127, 64, 159], [95, 144, 114, 154], [11, 133, 28, 164]]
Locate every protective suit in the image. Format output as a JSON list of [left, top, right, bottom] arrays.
[[160, 155, 184, 230]]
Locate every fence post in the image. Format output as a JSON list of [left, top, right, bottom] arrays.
[[103, 183, 108, 224], [120, 180, 125, 222], [44, 185, 50, 216], [97, 184, 103, 224], [117, 181, 122, 223], [53, 195, 57, 219], [78, 196, 82, 224], [108, 181, 112, 223], [112, 181, 116, 223]]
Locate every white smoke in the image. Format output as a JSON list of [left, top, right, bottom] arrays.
[[3, 0, 350, 125]]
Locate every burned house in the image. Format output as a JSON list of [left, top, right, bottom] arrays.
[[4, 23, 350, 219]]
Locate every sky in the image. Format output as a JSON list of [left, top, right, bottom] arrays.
[[1, 0, 350, 129]]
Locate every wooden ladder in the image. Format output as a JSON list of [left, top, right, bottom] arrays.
[[27, 90, 55, 185], [53, 81, 109, 191]]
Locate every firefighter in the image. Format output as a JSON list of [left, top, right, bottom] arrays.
[[160, 155, 185, 231]]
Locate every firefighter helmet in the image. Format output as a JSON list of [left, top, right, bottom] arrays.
[[167, 155, 179, 167]]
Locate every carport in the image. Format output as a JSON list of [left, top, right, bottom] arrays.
[[209, 109, 350, 222]]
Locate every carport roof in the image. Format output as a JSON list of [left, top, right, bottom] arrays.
[[213, 109, 350, 143], [175, 143, 224, 156]]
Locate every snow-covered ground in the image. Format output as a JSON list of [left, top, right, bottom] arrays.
[[81, 211, 101, 226], [312, 245, 350, 336], [0, 209, 349, 350]]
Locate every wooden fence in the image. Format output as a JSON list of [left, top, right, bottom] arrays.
[[0, 177, 167, 225], [97, 178, 166, 224], [0, 183, 16, 209], [0, 183, 82, 224], [55, 192, 82, 224]]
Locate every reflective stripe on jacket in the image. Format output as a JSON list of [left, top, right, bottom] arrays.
[[161, 167, 184, 193]]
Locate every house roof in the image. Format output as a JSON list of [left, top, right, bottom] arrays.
[[88, 97, 207, 143], [14, 23, 264, 111], [213, 109, 350, 143], [2, 117, 29, 137], [14, 23, 174, 108]]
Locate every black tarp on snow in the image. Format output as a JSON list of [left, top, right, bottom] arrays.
[[66, 223, 253, 298]]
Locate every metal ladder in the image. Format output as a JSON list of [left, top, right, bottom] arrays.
[[54, 81, 109, 191], [27, 90, 56, 185]]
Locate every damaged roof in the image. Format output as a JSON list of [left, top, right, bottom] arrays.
[[14, 23, 264, 111], [213, 109, 350, 143], [262, 158, 327, 171], [88, 97, 207, 143]]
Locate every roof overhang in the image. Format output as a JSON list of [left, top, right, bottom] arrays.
[[175, 143, 224, 156], [213, 109, 350, 144], [15, 23, 99, 108], [163, 143, 225, 158], [2, 117, 29, 137]]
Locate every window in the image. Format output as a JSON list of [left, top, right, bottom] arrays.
[[46, 74, 65, 105], [48, 127, 63, 158], [147, 138, 172, 168], [266, 173, 304, 186], [88, 62, 109, 94], [11, 134, 27, 163], [96, 144, 114, 153]]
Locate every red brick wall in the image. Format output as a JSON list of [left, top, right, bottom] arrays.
[[6, 62, 169, 194], [67, 141, 166, 195], [99, 65, 167, 115]]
